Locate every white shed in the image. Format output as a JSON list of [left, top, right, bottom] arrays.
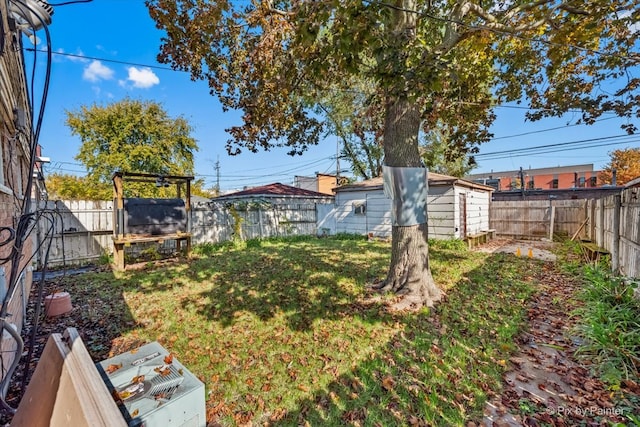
[[317, 172, 494, 240]]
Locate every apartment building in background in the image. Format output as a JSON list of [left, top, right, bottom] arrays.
[[466, 164, 605, 192]]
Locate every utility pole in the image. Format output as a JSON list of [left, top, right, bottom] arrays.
[[214, 156, 220, 196], [336, 136, 341, 186]]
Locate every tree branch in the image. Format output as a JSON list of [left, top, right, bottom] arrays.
[[261, 0, 295, 17]]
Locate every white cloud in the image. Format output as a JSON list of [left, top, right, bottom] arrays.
[[56, 48, 89, 63], [83, 60, 114, 82], [126, 67, 160, 89]]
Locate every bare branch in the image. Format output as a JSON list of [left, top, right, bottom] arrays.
[[261, 0, 295, 17]]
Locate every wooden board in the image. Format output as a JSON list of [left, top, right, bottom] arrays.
[[11, 328, 126, 427]]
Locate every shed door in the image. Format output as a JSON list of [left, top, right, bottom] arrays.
[[459, 193, 467, 238]]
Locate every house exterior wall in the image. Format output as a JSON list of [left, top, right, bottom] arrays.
[[316, 174, 338, 195], [326, 184, 491, 239], [427, 186, 456, 239], [294, 176, 316, 192], [294, 174, 338, 195], [455, 186, 491, 237], [0, 0, 36, 391], [332, 191, 391, 236]]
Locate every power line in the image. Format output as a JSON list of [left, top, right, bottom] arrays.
[[490, 116, 621, 141], [26, 48, 178, 72], [476, 134, 636, 158]]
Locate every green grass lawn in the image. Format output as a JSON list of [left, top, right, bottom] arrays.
[[61, 236, 539, 426]]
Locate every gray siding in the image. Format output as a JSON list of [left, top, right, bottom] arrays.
[[328, 184, 491, 240], [427, 186, 456, 239], [333, 192, 391, 236], [458, 187, 491, 236]]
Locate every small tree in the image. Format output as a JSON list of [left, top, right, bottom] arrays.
[[45, 173, 111, 200], [420, 125, 477, 178], [66, 98, 198, 197], [599, 148, 640, 186]]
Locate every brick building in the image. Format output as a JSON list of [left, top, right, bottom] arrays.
[[467, 164, 604, 191], [0, 0, 49, 406]]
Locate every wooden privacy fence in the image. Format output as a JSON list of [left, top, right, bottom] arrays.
[[490, 187, 640, 278], [35, 200, 319, 268], [490, 199, 587, 240], [587, 188, 640, 279]]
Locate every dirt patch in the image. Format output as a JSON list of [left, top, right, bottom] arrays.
[[474, 245, 639, 426], [475, 238, 557, 262]]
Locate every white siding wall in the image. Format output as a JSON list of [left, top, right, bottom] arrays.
[[326, 184, 492, 240], [333, 192, 392, 236], [330, 185, 472, 239], [456, 187, 491, 236], [427, 186, 456, 239]]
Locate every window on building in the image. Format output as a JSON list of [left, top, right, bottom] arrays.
[[353, 202, 366, 215], [527, 179, 534, 189], [589, 176, 597, 187], [551, 179, 558, 189], [578, 177, 585, 188]]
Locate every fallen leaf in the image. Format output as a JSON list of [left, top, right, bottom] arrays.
[[131, 408, 139, 417], [381, 375, 395, 391], [131, 375, 145, 383], [106, 363, 122, 374], [164, 353, 173, 364]]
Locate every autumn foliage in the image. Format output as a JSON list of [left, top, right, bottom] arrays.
[[599, 148, 640, 186]]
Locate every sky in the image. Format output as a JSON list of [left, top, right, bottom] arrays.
[[19, 0, 640, 192]]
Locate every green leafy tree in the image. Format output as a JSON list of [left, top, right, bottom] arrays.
[[420, 125, 477, 177], [599, 148, 640, 185], [316, 78, 385, 180], [45, 173, 111, 200], [147, 0, 639, 309], [66, 98, 199, 197], [45, 173, 212, 200]]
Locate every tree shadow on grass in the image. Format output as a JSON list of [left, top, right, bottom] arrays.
[[176, 239, 394, 331], [253, 253, 541, 426]]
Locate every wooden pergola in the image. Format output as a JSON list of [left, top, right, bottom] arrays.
[[112, 171, 194, 271]]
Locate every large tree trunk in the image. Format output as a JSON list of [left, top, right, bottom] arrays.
[[375, 95, 442, 310]]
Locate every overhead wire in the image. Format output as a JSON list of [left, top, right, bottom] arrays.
[[476, 134, 637, 159]]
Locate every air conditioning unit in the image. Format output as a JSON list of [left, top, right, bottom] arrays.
[[96, 342, 206, 427]]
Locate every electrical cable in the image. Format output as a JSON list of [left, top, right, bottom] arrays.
[[48, 0, 92, 5], [476, 134, 637, 159], [0, 0, 53, 414], [20, 211, 56, 393], [490, 116, 621, 141]]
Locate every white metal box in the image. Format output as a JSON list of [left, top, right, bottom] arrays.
[[97, 341, 206, 427]]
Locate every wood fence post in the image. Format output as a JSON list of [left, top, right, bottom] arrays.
[[598, 197, 605, 247], [549, 206, 555, 241], [589, 199, 596, 241], [611, 194, 621, 274]]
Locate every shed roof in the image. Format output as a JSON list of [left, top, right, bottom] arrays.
[[214, 182, 332, 200], [336, 171, 494, 193], [625, 176, 640, 188]]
